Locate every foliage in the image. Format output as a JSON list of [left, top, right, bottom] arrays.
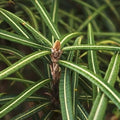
[[0, 0, 120, 119]]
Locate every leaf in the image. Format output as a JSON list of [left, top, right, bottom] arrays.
[[4, 77, 34, 84], [59, 60, 120, 109], [89, 52, 120, 120], [11, 102, 50, 120], [0, 8, 52, 47], [17, 3, 39, 31], [62, 45, 120, 51], [0, 79, 50, 118], [0, 29, 50, 50], [59, 68, 73, 120], [0, 95, 48, 105], [0, 8, 30, 38], [74, 0, 116, 31], [50, 0, 59, 44], [0, 45, 44, 78], [31, 0, 61, 40], [0, 51, 50, 80], [87, 23, 101, 101], [60, 32, 81, 48], [77, 4, 107, 31], [77, 102, 88, 120]]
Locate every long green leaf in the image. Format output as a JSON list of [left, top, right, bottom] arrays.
[[50, 0, 59, 44], [0, 8, 52, 47], [77, 4, 107, 31], [59, 68, 73, 120], [60, 32, 81, 48], [62, 45, 120, 51], [89, 52, 120, 120], [11, 102, 50, 120], [0, 51, 50, 80], [87, 23, 100, 101], [0, 29, 50, 50], [59, 60, 120, 109], [4, 77, 35, 84], [74, 0, 116, 31], [0, 95, 48, 104], [31, 0, 61, 39], [0, 9, 29, 38], [0, 46, 44, 77], [0, 79, 50, 118], [0, 52, 23, 79], [17, 3, 39, 31], [77, 102, 88, 120]]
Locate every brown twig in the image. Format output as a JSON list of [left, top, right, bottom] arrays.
[[50, 40, 62, 85]]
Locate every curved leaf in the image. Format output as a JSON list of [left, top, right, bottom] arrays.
[[77, 102, 88, 120], [0, 95, 48, 104], [11, 102, 50, 120], [0, 8, 52, 47], [59, 60, 120, 109], [0, 79, 50, 118], [17, 3, 39, 31], [77, 4, 107, 31], [89, 52, 120, 120], [0, 29, 50, 50], [0, 51, 50, 80], [0, 45, 44, 77], [0, 9, 30, 38], [31, 0, 61, 39], [60, 32, 82, 48]]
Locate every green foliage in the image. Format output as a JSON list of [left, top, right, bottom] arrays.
[[0, 0, 120, 119]]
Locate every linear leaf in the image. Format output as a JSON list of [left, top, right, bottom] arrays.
[[0, 51, 50, 80], [87, 23, 100, 101], [62, 45, 120, 51], [0, 95, 48, 104], [17, 3, 39, 31], [77, 4, 107, 31], [59, 68, 73, 120], [0, 9, 29, 38], [0, 29, 50, 50], [77, 102, 88, 120], [0, 79, 50, 118], [31, 0, 61, 39], [50, 0, 59, 44], [60, 32, 81, 48], [89, 52, 120, 120], [74, 0, 116, 31], [11, 102, 50, 120], [4, 77, 35, 84], [0, 8, 52, 47], [0, 46, 44, 77], [59, 60, 120, 109], [0, 52, 23, 79]]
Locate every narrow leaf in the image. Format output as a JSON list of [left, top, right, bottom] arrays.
[[0, 79, 50, 118], [59, 60, 120, 109], [62, 45, 120, 51], [11, 102, 50, 120], [60, 32, 81, 48], [59, 68, 73, 120], [0, 9, 29, 38], [87, 23, 100, 101], [31, 0, 61, 39], [89, 52, 120, 120], [0, 29, 50, 50], [0, 8, 52, 47], [0, 51, 50, 80]]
